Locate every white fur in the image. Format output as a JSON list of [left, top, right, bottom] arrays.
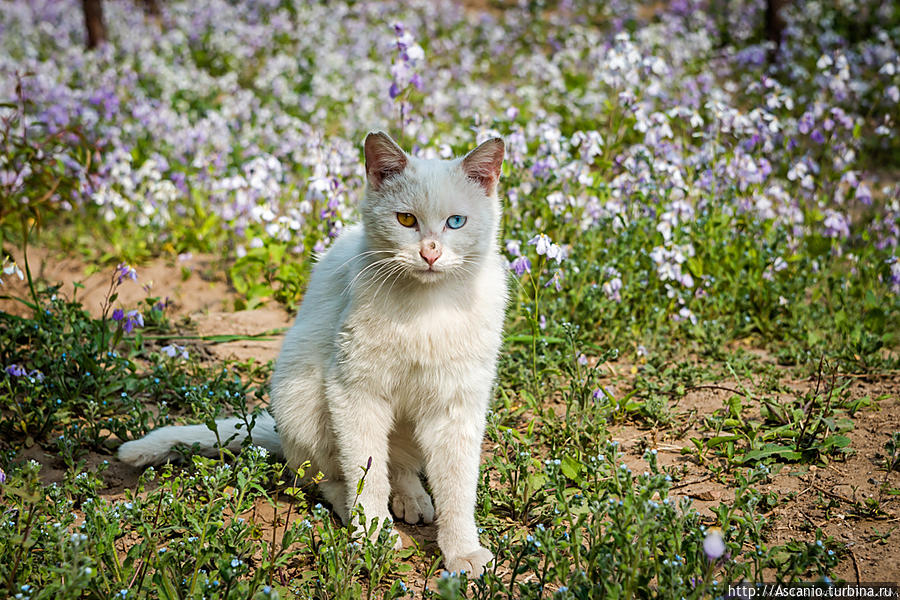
[[118, 133, 508, 575], [117, 412, 282, 466]]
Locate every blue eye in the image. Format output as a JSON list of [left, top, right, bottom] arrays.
[[446, 215, 467, 229]]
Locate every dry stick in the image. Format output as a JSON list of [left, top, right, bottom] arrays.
[[276, 472, 299, 585], [798, 510, 825, 531], [813, 354, 826, 397], [684, 384, 747, 397], [673, 409, 699, 439], [848, 547, 862, 584], [811, 483, 897, 519], [811, 483, 856, 506], [670, 473, 715, 490], [798, 358, 836, 453], [839, 371, 900, 379], [268, 492, 279, 584]]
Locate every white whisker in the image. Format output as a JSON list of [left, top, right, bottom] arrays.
[[343, 256, 397, 295], [334, 249, 392, 273], [372, 261, 408, 301]]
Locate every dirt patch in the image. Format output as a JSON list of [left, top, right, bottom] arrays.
[[2, 246, 294, 363], [188, 308, 292, 363], [612, 373, 900, 581], [2, 246, 240, 319]]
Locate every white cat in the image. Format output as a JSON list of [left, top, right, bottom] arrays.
[[118, 131, 508, 575]]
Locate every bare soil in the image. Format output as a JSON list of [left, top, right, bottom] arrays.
[[3, 249, 899, 586]]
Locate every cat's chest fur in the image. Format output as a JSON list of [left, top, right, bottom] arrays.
[[336, 260, 507, 406]]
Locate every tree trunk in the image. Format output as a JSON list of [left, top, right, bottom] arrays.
[[141, 0, 161, 18], [765, 0, 787, 64], [82, 0, 107, 49]]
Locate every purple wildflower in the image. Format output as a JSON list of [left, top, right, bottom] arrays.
[[823, 210, 850, 238], [889, 257, 900, 293], [5, 364, 27, 377], [602, 267, 623, 302], [510, 256, 531, 276], [544, 269, 563, 291], [798, 112, 814, 135], [389, 22, 424, 99], [112, 308, 125, 322], [115, 263, 138, 285], [161, 344, 189, 360], [672, 307, 698, 325], [855, 183, 872, 205], [122, 310, 144, 333], [602, 278, 622, 302]]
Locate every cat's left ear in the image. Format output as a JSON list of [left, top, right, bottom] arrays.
[[462, 138, 505, 196]]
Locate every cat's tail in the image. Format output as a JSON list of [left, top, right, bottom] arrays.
[[117, 411, 282, 467]]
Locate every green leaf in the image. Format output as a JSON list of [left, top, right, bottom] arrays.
[[561, 454, 582, 480], [707, 434, 741, 448], [740, 443, 802, 463], [821, 434, 851, 450]]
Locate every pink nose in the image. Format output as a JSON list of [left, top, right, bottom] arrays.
[[420, 240, 442, 266]]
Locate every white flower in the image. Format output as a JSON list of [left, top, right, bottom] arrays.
[[528, 233, 552, 256], [703, 527, 726, 561], [1, 258, 24, 285]]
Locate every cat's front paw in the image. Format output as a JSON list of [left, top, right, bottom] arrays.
[[443, 546, 493, 576], [391, 489, 435, 524]]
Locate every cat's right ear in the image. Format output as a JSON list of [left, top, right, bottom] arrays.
[[364, 131, 408, 190]]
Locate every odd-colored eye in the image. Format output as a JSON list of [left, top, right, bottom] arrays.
[[446, 215, 467, 229], [397, 212, 417, 227]]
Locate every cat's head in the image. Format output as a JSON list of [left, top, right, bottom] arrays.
[[359, 131, 504, 284]]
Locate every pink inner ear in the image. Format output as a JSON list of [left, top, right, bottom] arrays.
[[462, 138, 505, 195], [365, 132, 408, 189]]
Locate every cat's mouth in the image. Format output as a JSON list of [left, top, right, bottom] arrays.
[[410, 265, 446, 282]]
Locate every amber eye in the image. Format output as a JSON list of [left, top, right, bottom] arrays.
[[396, 212, 417, 228]]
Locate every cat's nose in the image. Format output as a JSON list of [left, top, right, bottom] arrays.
[[419, 239, 442, 266]]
